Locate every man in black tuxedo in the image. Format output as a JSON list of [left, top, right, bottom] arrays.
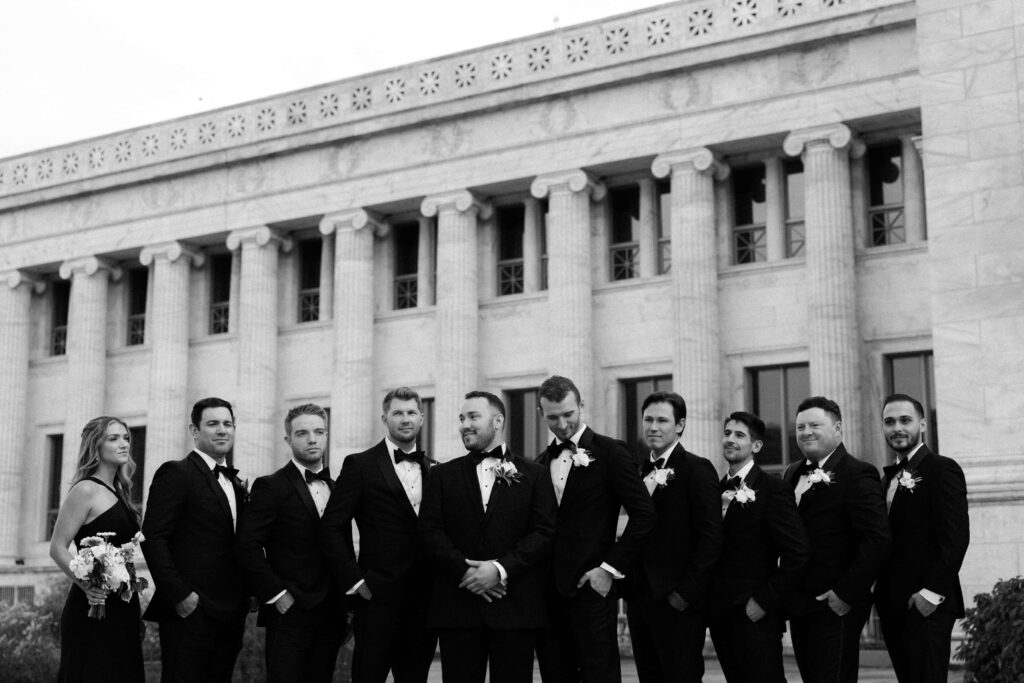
[[874, 394, 969, 683], [708, 411, 809, 683], [142, 397, 251, 683], [235, 403, 345, 682], [782, 396, 891, 683], [419, 391, 556, 683], [533, 375, 656, 683], [625, 391, 722, 682], [320, 386, 437, 683]]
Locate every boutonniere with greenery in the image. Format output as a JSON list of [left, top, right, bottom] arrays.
[[731, 481, 757, 505], [650, 467, 676, 488], [806, 468, 834, 490], [896, 469, 921, 492], [570, 448, 594, 468], [493, 459, 524, 486]]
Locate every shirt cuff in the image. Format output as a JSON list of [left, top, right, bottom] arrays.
[[600, 562, 624, 580], [266, 589, 287, 604], [345, 579, 365, 596], [918, 588, 945, 605], [493, 561, 508, 585]]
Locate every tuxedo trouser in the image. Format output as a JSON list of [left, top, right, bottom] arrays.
[[158, 607, 246, 683], [438, 627, 535, 683], [708, 605, 786, 683], [350, 594, 437, 683], [536, 585, 621, 683], [790, 606, 869, 683], [263, 600, 346, 683], [625, 592, 706, 683], [878, 603, 955, 683]]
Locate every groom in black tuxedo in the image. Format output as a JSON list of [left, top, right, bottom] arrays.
[[533, 375, 656, 683], [235, 403, 345, 682], [142, 397, 251, 683], [874, 394, 969, 683], [419, 391, 556, 683], [782, 396, 891, 683], [320, 387, 438, 683]]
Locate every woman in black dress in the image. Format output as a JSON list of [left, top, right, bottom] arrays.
[[49, 416, 145, 683]]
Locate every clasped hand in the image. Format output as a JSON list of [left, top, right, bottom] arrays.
[[459, 559, 506, 602]]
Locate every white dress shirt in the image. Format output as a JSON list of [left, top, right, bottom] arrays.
[[642, 440, 678, 496], [476, 443, 505, 512], [721, 459, 755, 517], [793, 450, 836, 506], [195, 449, 237, 530], [387, 437, 424, 515], [293, 459, 331, 518]]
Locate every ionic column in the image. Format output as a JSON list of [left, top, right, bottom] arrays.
[[321, 210, 388, 460], [522, 198, 542, 293], [653, 149, 729, 462], [531, 170, 605, 406], [638, 178, 659, 278], [422, 191, 492, 460], [417, 216, 435, 307], [59, 256, 122, 493], [139, 242, 204, 498], [764, 158, 787, 261], [319, 232, 335, 322], [0, 271, 43, 558], [784, 124, 864, 456], [903, 135, 926, 242], [226, 227, 292, 477]]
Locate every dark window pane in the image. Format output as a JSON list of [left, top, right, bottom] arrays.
[[127, 268, 148, 315], [418, 398, 434, 456], [394, 222, 420, 276], [46, 434, 63, 540], [609, 186, 640, 245], [507, 389, 546, 461], [733, 166, 767, 226], [886, 351, 937, 452], [52, 280, 71, 325], [749, 364, 809, 473], [497, 205, 525, 260], [129, 427, 146, 508], [298, 239, 322, 290], [210, 253, 232, 304], [868, 143, 904, 207], [622, 375, 673, 458]]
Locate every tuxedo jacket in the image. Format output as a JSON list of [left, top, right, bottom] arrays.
[[320, 439, 432, 605], [782, 444, 891, 616], [141, 451, 250, 622], [419, 451, 556, 629], [625, 444, 723, 610], [710, 463, 809, 616], [874, 445, 969, 619], [235, 462, 340, 624], [537, 427, 657, 598]]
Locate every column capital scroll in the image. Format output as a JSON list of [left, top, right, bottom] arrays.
[[139, 241, 205, 268], [226, 226, 294, 253], [421, 190, 493, 220], [651, 148, 729, 181], [2, 269, 46, 293], [58, 256, 122, 282], [530, 169, 607, 201], [783, 123, 865, 158], [319, 209, 390, 238]]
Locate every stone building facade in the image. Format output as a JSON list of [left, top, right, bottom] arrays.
[[0, 0, 1021, 621]]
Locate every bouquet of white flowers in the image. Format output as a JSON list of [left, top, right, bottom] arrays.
[[68, 530, 149, 618]]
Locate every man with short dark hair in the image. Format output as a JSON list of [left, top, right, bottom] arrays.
[[320, 387, 437, 683], [533, 375, 656, 683], [708, 411, 808, 683], [142, 397, 251, 683], [625, 391, 722, 682], [235, 403, 345, 682], [874, 394, 968, 683], [783, 396, 891, 683], [419, 391, 556, 683]]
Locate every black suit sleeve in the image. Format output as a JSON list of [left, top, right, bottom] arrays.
[[496, 464, 557, 580], [833, 461, 892, 605], [141, 461, 191, 608], [923, 457, 969, 598], [320, 455, 364, 591], [234, 476, 286, 603], [753, 478, 809, 612], [674, 457, 723, 603], [604, 442, 657, 574], [418, 468, 469, 583]]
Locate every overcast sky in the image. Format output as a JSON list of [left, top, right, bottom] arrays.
[[0, 0, 666, 159]]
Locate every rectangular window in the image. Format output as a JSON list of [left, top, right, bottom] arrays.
[[209, 253, 232, 335], [297, 239, 322, 323], [732, 165, 768, 264], [506, 388, 548, 461], [128, 426, 146, 508], [125, 267, 148, 346], [748, 364, 810, 474], [867, 142, 906, 246], [496, 204, 525, 296], [51, 280, 70, 356], [45, 434, 63, 540], [885, 351, 938, 452], [657, 180, 671, 274], [784, 159, 805, 258], [622, 375, 673, 457], [609, 186, 640, 281], [393, 222, 419, 310], [418, 398, 434, 456]]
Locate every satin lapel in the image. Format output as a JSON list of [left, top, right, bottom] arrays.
[[375, 444, 418, 517], [188, 452, 233, 526], [286, 464, 320, 521], [482, 452, 516, 525], [460, 455, 486, 521]]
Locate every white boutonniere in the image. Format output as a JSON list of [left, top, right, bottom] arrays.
[[806, 468, 834, 489], [733, 482, 757, 505], [896, 470, 921, 491], [571, 448, 594, 468], [493, 459, 524, 486], [651, 467, 676, 488]]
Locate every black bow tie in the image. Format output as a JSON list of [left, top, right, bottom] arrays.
[[721, 475, 742, 492], [546, 440, 577, 459], [394, 449, 426, 466], [213, 464, 238, 481], [469, 446, 503, 464], [641, 457, 666, 476], [796, 461, 819, 478], [304, 468, 331, 485]]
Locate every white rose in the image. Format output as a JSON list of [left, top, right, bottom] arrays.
[[69, 555, 93, 581], [108, 563, 131, 587], [571, 451, 593, 468]]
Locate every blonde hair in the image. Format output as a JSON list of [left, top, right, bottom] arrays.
[[71, 416, 138, 519]]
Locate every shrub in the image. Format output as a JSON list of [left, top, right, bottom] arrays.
[[957, 576, 1024, 682], [0, 577, 67, 682]]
